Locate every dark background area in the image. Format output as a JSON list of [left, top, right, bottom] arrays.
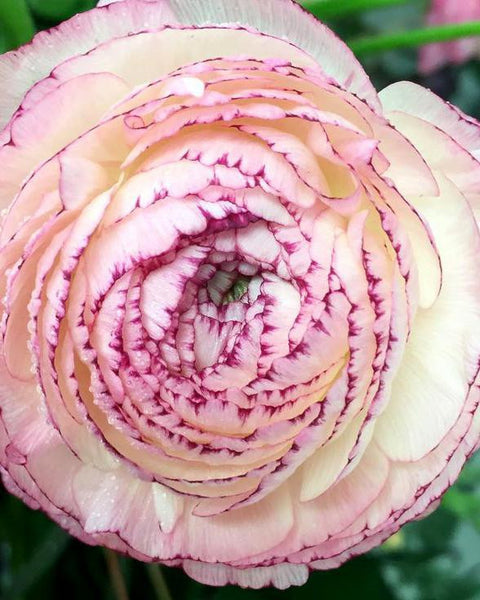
[[1, 1, 480, 598]]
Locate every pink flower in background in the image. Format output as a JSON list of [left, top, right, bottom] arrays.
[[420, 0, 480, 74], [0, 0, 480, 589]]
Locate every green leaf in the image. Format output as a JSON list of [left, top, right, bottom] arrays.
[[349, 21, 480, 55], [28, 0, 96, 21], [0, 0, 35, 51], [302, 0, 413, 20]]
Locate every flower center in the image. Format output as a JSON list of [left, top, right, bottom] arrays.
[[206, 266, 252, 306], [222, 276, 251, 304]]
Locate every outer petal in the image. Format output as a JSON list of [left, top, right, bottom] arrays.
[[0, 1, 179, 129], [0, 73, 129, 215], [379, 82, 480, 164], [0, 0, 379, 129], [379, 82, 480, 223], [375, 174, 480, 460], [183, 561, 309, 590]]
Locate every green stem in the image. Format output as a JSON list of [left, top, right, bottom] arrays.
[[302, 0, 412, 19], [104, 549, 130, 600], [350, 21, 480, 55], [0, 0, 35, 49], [146, 564, 173, 600]]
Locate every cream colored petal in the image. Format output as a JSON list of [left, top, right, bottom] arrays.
[[380, 81, 480, 159], [0, 1, 178, 128], [375, 174, 480, 461]]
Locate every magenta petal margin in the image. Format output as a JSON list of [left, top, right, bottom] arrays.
[[0, 0, 479, 590]]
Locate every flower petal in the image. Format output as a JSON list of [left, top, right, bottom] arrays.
[[375, 174, 480, 461]]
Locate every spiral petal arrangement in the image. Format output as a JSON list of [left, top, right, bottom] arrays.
[[0, 0, 479, 589]]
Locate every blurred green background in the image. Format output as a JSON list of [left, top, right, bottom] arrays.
[[1, 0, 480, 598]]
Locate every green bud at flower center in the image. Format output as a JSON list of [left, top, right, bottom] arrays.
[[221, 276, 250, 304]]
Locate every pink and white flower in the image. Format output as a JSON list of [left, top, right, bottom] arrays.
[[419, 0, 480, 74], [0, 0, 479, 589]]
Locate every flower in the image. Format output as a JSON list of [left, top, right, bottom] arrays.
[[419, 0, 480, 74], [0, 0, 479, 590]]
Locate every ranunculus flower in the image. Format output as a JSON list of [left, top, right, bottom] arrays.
[[0, 0, 479, 590], [419, 0, 480, 74]]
